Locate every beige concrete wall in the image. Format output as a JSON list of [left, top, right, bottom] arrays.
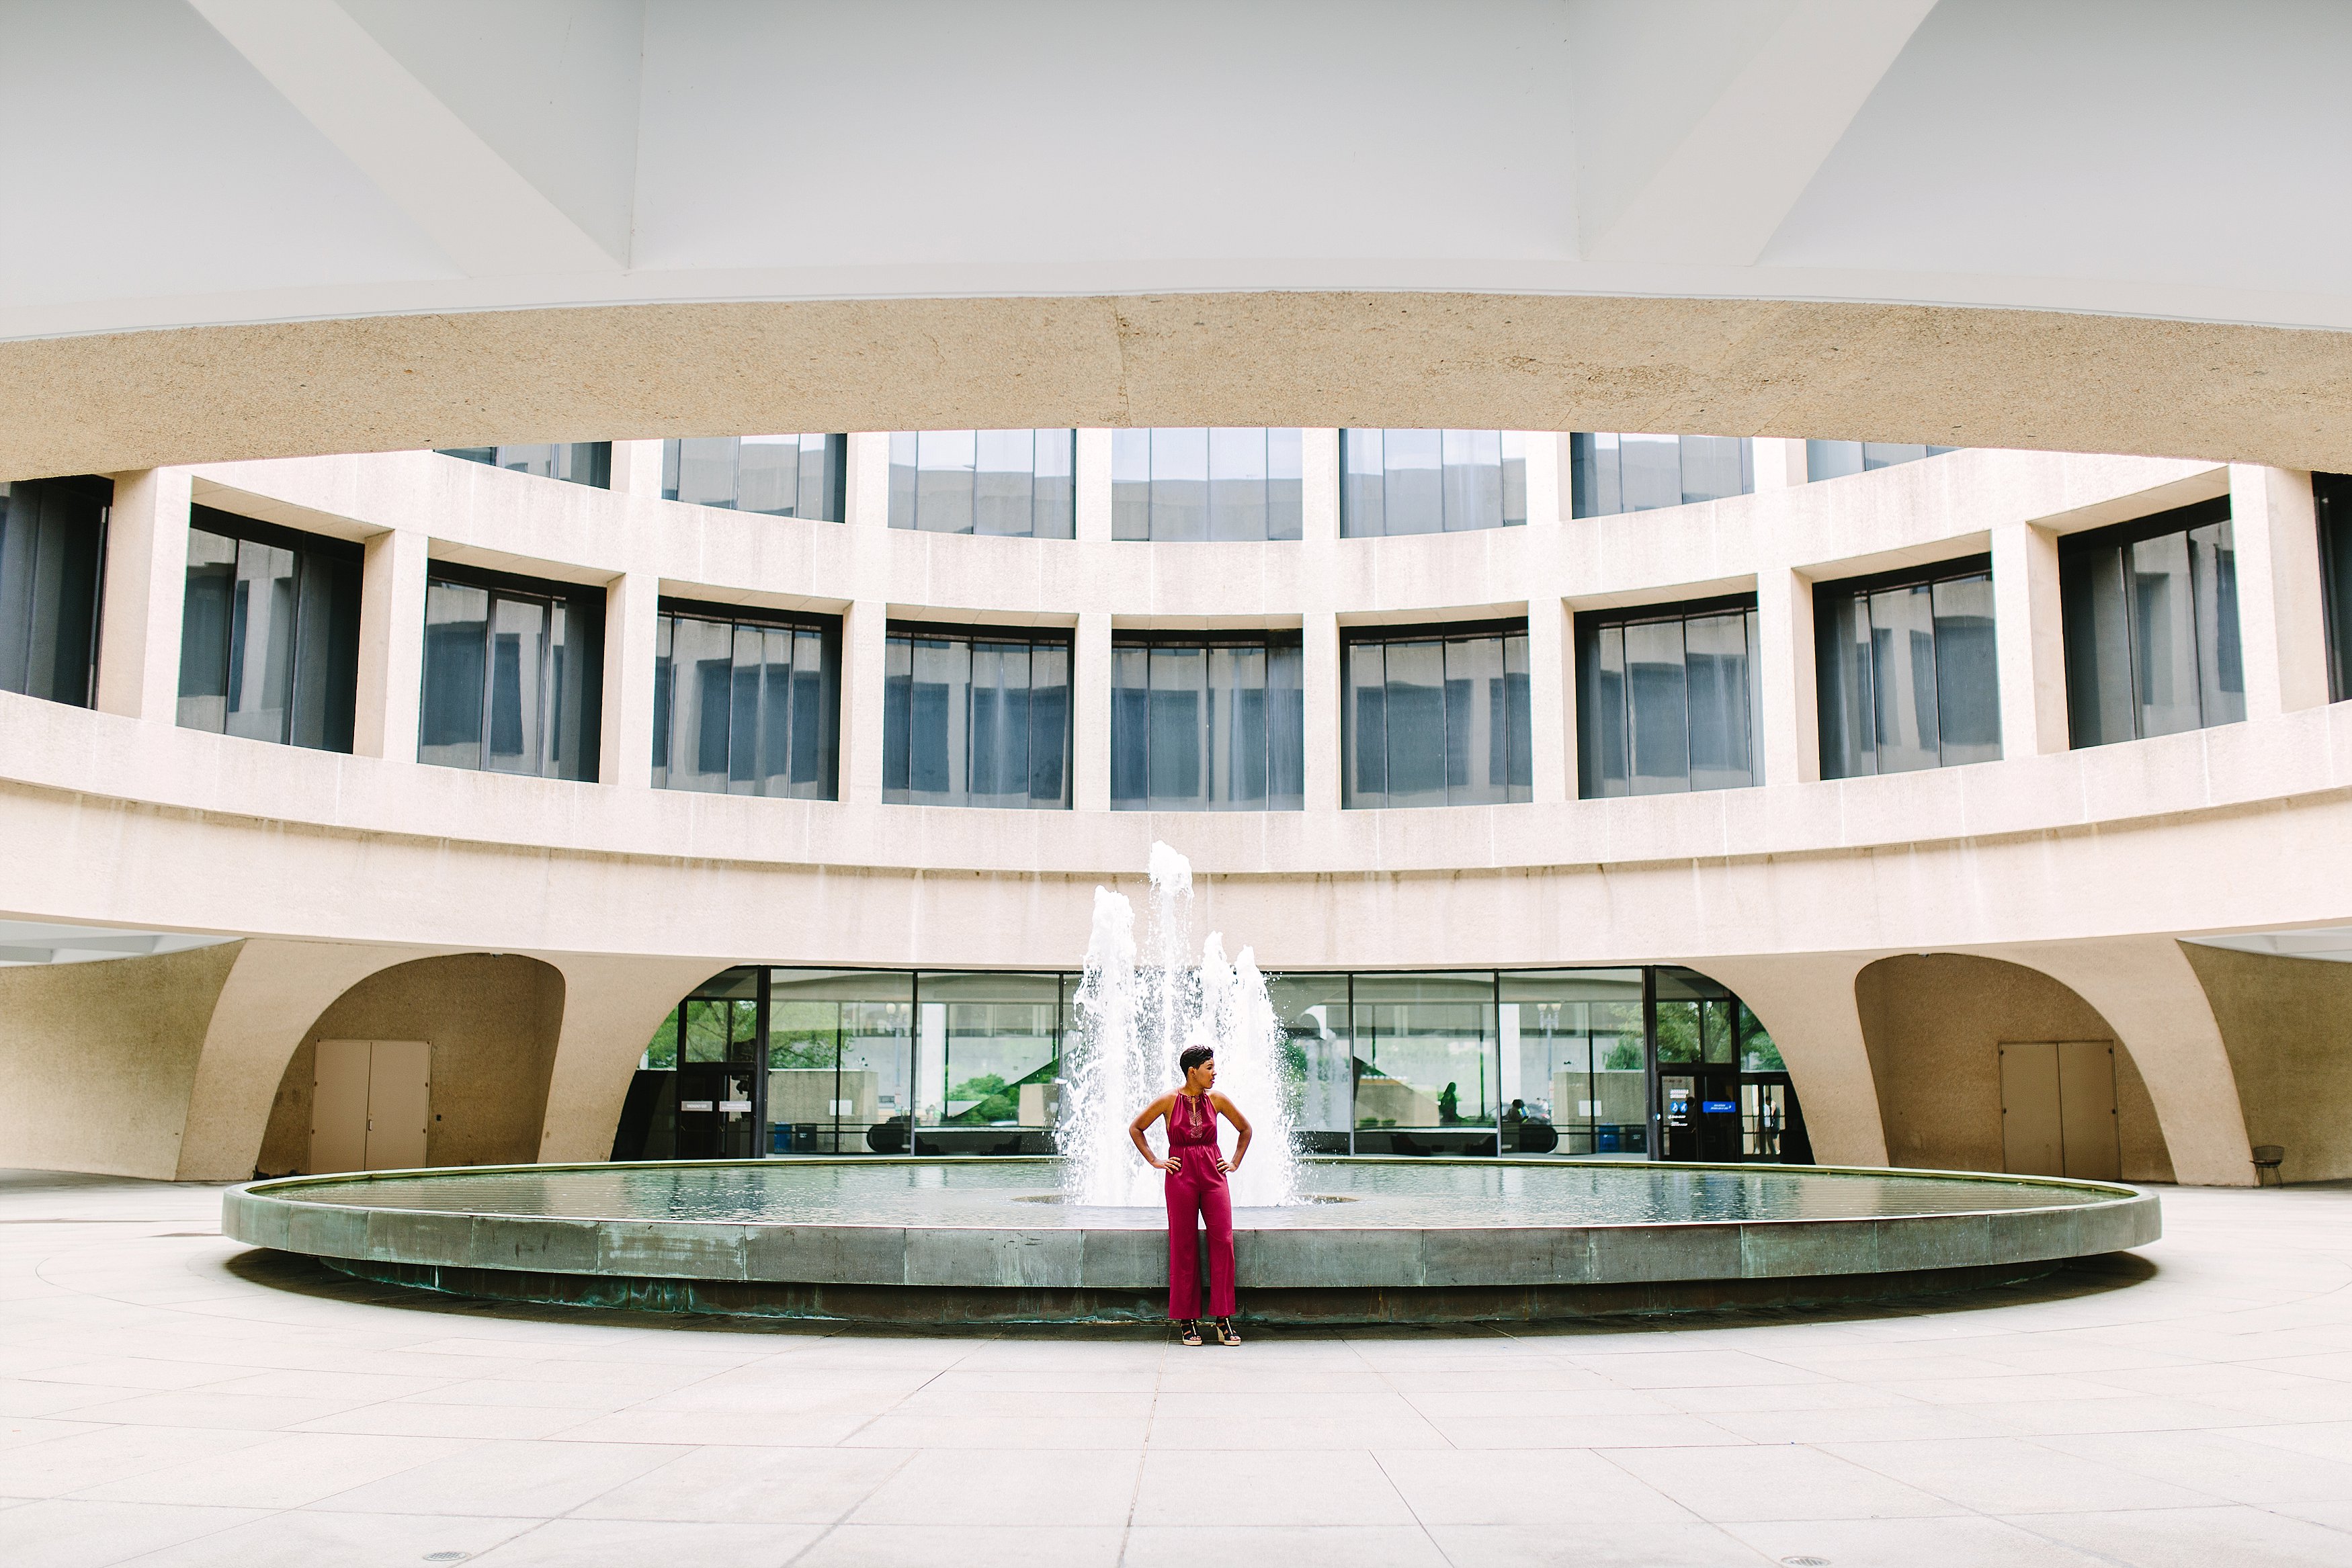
[[1855, 954, 2175, 1183], [2181, 944, 2352, 1184], [0, 945, 241, 1180], [256, 955, 567, 1174]]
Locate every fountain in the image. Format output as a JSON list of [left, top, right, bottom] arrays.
[[1060, 843, 1301, 1210], [222, 846, 2160, 1325]]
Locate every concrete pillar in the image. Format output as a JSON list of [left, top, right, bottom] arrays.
[[95, 468, 192, 722], [538, 953, 740, 1164], [600, 570, 659, 788], [607, 439, 665, 500], [1301, 429, 1340, 541], [1304, 611, 1342, 812], [2230, 465, 2330, 718], [1993, 937, 2257, 1186], [1687, 952, 1889, 1166], [1992, 517, 2070, 755], [353, 525, 429, 762], [1073, 610, 1111, 810], [1751, 437, 1808, 491], [840, 597, 890, 802], [1521, 430, 1563, 525], [1527, 596, 1571, 804], [845, 433, 891, 529], [1755, 565, 1818, 785], [1075, 429, 1114, 543]]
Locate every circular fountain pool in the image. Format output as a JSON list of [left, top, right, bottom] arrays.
[[224, 1157, 2158, 1325]]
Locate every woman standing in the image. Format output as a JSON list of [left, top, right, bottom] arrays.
[[1130, 1045, 1253, 1346]]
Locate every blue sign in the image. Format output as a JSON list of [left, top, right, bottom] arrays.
[[1700, 1100, 1738, 1115]]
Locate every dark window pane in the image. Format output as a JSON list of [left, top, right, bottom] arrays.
[[1930, 573, 2001, 763], [419, 581, 489, 768], [1624, 617, 1689, 793]]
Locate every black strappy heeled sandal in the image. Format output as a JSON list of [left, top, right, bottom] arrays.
[[1214, 1317, 1241, 1346], [1179, 1320, 1203, 1346]]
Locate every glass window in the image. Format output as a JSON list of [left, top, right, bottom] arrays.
[[417, 568, 603, 780], [887, 430, 1075, 537], [1109, 428, 1303, 541], [1110, 634, 1304, 810], [2316, 474, 2352, 703], [883, 623, 1071, 808], [1577, 598, 1761, 797], [661, 435, 845, 519], [2060, 500, 2244, 748], [1269, 974, 1353, 1154], [1340, 430, 1527, 536], [1570, 434, 1755, 517], [437, 443, 611, 488], [1804, 440, 1960, 482], [1814, 557, 2001, 779], [1499, 971, 1648, 1158], [1349, 973, 1499, 1155], [0, 476, 108, 708], [176, 509, 360, 752], [1343, 623, 1531, 808], [651, 603, 839, 799], [766, 969, 915, 1155], [916, 972, 1066, 1131]]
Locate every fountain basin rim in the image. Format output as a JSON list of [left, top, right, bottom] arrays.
[[224, 1156, 2158, 1305]]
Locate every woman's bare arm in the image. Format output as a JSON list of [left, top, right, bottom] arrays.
[[1211, 1094, 1253, 1172], [1128, 1095, 1177, 1170]]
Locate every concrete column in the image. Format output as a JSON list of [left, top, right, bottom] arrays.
[[2230, 465, 2330, 718], [1303, 611, 1342, 812], [1521, 430, 1563, 525], [607, 439, 665, 500], [1755, 565, 1818, 785], [1751, 437, 1808, 491], [1075, 429, 1114, 543], [1073, 611, 1111, 810], [1301, 429, 1340, 541], [95, 468, 192, 722], [1689, 952, 1889, 1166], [538, 953, 742, 1164], [1527, 596, 1571, 803], [844, 433, 892, 529], [839, 597, 890, 803], [353, 526, 429, 762], [600, 571, 659, 788], [1992, 517, 2070, 755]]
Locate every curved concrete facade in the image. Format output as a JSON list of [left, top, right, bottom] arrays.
[[3, 433, 2347, 1186]]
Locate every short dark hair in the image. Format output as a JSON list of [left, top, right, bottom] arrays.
[[1179, 1045, 1215, 1075]]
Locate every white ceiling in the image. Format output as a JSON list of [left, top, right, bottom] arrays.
[[0, 920, 234, 969], [2188, 929, 2352, 965], [3, 1, 2351, 339]]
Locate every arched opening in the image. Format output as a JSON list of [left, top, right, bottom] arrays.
[[255, 954, 566, 1176], [1855, 954, 2175, 1181]]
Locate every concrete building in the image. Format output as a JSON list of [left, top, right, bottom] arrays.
[[5, 1, 2352, 1196]]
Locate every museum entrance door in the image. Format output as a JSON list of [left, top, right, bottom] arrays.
[[675, 1063, 756, 1160], [1658, 1070, 1741, 1162]]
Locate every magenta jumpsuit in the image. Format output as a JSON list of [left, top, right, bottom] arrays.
[[1164, 1091, 1236, 1320]]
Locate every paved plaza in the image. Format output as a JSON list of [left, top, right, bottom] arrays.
[[3, 1172, 2352, 1567]]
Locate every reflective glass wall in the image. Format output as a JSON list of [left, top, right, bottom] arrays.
[[177, 507, 360, 752], [617, 964, 1804, 1165], [1815, 556, 2001, 779], [1806, 440, 1958, 481], [2061, 500, 2244, 748], [1576, 596, 1762, 797], [437, 443, 610, 488], [1111, 633, 1304, 811], [419, 565, 603, 779], [1341, 430, 1527, 535], [1343, 621, 1532, 808], [663, 435, 845, 519], [1111, 428, 1303, 540], [1570, 434, 1752, 517], [882, 623, 1072, 808], [0, 476, 108, 708], [2314, 473, 2352, 703], [888, 431, 1076, 537], [651, 601, 840, 798]]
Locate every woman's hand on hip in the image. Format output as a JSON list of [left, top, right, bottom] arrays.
[[1152, 1155, 1179, 1172], [1216, 1156, 1236, 1174]]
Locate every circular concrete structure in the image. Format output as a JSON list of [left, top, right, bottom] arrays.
[[223, 1158, 2160, 1325]]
